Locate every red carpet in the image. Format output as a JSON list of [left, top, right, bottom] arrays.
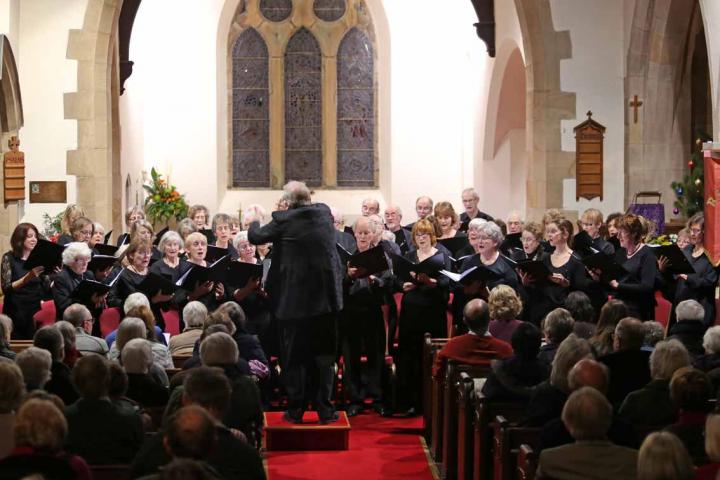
[[266, 413, 436, 479]]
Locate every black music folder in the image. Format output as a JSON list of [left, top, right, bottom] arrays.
[[94, 243, 119, 257], [437, 236, 470, 258], [389, 252, 445, 282], [88, 254, 117, 272], [72, 268, 123, 301], [582, 251, 627, 282], [103, 230, 113, 244], [440, 264, 498, 285], [175, 255, 230, 290], [24, 239, 65, 271], [648, 244, 696, 275], [337, 244, 390, 278], [153, 226, 170, 246], [226, 261, 264, 288], [449, 254, 476, 273], [137, 271, 177, 297], [515, 260, 552, 284], [205, 245, 229, 264], [500, 232, 523, 254], [572, 230, 597, 257]]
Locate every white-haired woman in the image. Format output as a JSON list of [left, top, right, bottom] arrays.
[[52, 242, 106, 327], [150, 229, 190, 329]]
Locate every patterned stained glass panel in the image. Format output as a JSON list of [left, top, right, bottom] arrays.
[[313, 0, 346, 21], [260, 0, 292, 22], [232, 29, 270, 187], [285, 28, 322, 187], [337, 28, 375, 187]]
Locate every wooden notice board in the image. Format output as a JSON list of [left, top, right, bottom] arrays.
[[29, 181, 67, 203], [3, 136, 25, 202], [573, 111, 605, 201]]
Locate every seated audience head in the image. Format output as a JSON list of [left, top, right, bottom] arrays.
[[33, 326, 64, 362], [383, 205, 402, 231], [463, 299, 490, 335], [200, 332, 239, 367], [567, 358, 609, 394], [550, 335, 592, 393], [215, 301, 247, 333], [61, 241, 92, 274], [637, 431, 695, 480], [460, 188, 479, 216], [488, 285, 522, 322], [188, 204, 210, 229], [63, 303, 93, 332], [70, 216, 94, 243], [675, 227, 691, 249], [54, 321, 76, 354], [126, 304, 158, 342], [705, 413, 720, 463], [595, 299, 629, 335], [164, 405, 218, 461], [0, 361, 25, 413], [72, 354, 110, 400], [669, 367, 713, 413], [14, 398, 68, 453], [506, 210, 523, 234], [123, 291, 151, 313], [183, 301, 208, 329], [107, 362, 129, 399], [415, 196, 434, 220], [615, 213, 644, 248], [410, 218, 437, 249], [561, 387, 612, 441], [16, 347, 52, 389], [10, 222, 40, 257], [643, 321, 665, 349], [204, 311, 236, 336], [115, 317, 147, 353], [564, 291, 595, 324], [613, 317, 645, 352], [580, 208, 604, 239], [361, 198, 380, 217], [520, 221, 543, 255], [675, 299, 705, 323], [510, 323, 542, 361], [650, 339, 690, 381], [0, 314, 11, 342], [283, 180, 312, 208], [542, 308, 575, 345], [703, 326, 720, 356], [182, 366, 232, 419], [122, 338, 153, 374], [177, 218, 198, 240]]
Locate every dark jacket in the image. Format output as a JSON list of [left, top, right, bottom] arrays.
[[521, 381, 568, 427], [46, 361, 79, 406], [481, 356, 550, 401], [248, 203, 343, 321], [539, 416, 638, 452], [599, 349, 651, 409], [668, 320, 707, 358], [126, 373, 169, 408], [619, 379, 677, 432]]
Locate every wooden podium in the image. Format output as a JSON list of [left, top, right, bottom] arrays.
[[264, 411, 351, 451]]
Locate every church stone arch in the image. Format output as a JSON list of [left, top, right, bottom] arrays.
[[0, 35, 23, 134], [65, 0, 124, 238]]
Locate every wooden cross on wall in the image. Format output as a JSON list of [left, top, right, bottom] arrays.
[[629, 95, 643, 124]]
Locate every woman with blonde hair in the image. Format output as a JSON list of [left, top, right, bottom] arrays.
[[57, 204, 87, 246], [637, 431, 694, 480], [488, 285, 524, 342], [695, 413, 720, 479]]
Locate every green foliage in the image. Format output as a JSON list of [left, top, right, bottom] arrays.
[[671, 131, 712, 219], [41, 211, 63, 239], [143, 167, 189, 225]]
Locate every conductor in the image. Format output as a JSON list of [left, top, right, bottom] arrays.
[[248, 181, 344, 424]]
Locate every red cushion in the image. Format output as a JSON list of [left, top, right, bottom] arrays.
[[161, 309, 181, 336], [99, 307, 121, 338], [654, 291, 671, 328], [33, 300, 56, 328]]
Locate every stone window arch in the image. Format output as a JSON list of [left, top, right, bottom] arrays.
[[229, 0, 377, 189]]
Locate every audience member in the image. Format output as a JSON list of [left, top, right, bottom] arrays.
[[589, 299, 628, 357], [169, 301, 207, 356], [55, 320, 80, 367], [642, 321, 665, 351], [63, 303, 109, 356], [487, 285, 524, 342], [0, 315, 15, 360], [0, 398, 91, 480], [0, 361, 24, 459], [696, 413, 720, 479], [694, 325, 720, 389], [132, 367, 266, 480], [564, 291, 595, 339], [619, 339, 691, 435], [535, 387, 638, 480], [216, 302, 268, 369], [122, 338, 169, 408], [636, 431, 694, 480], [537, 308, 575, 365], [65, 355, 144, 464], [33, 326, 78, 405], [15, 346, 51, 391], [599, 317, 651, 408], [482, 322, 550, 401], [668, 299, 707, 358]]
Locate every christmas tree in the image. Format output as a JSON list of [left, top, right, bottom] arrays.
[[671, 131, 712, 218]]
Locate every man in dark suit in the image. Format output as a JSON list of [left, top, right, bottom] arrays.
[[248, 181, 343, 424], [599, 317, 651, 409]]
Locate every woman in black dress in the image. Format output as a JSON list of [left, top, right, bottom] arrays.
[[1, 223, 51, 339], [149, 230, 189, 329], [605, 214, 658, 321], [519, 221, 549, 262], [659, 212, 718, 326], [178, 231, 226, 312], [396, 219, 451, 416], [210, 213, 239, 260]]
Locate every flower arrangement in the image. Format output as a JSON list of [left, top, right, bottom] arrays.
[[41, 211, 63, 242], [143, 167, 188, 225]]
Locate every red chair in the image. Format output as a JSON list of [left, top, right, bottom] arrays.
[[99, 307, 121, 338], [161, 309, 181, 336], [654, 291, 671, 328], [33, 300, 56, 328]]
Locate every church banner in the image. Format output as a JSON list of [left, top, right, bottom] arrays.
[[704, 145, 720, 266]]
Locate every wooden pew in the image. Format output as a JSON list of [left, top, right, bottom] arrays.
[[491, 416, 541, 480], [457, 372, 477, 480], [9, 340, 32, 353], [90, 464, 131, 480], [171, 354, 191, 368], [423, 333, 448, 444], [516, 444, 537, 480], [440, 361, 491, 479], [472, 392, 526, 480]]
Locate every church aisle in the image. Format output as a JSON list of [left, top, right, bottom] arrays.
[[265, 413, 437, 479]]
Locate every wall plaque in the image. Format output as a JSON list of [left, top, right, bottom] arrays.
[[29, 181, 67, 203], [573, 111, 605, 201], [3, 136, 25, 202]]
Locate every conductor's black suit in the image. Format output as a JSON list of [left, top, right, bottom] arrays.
[[248, 202, 343, 422]]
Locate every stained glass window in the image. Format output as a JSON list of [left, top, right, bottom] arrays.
[[260, 0, 292, 22], [285, 28, 322, 187], [313, 0, 346, 22], [232, 29, 270, 187], [337, 28, 374, 187]]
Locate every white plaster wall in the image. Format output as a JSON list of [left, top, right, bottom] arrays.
[[120, 0, 487, 223], [551, 0, 626, 217], [700, 0, 720, 141], [3, 0, 86, 228], [484, 129, 525, 219]]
